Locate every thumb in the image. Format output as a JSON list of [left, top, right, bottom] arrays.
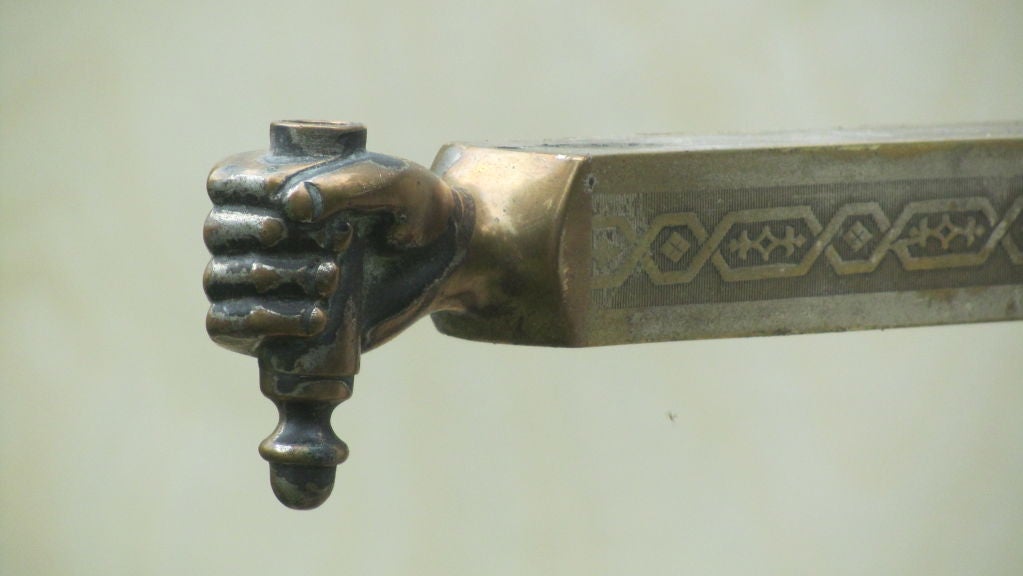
[[281, 156, 454, 248]]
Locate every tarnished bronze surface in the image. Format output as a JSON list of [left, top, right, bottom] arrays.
[[205, 120, 1023, 508], [205, 121, 471, 508]]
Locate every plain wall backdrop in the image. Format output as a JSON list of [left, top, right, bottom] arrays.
[[2, 1, 1022, 574]]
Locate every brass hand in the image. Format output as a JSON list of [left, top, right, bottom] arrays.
[[203, 121, 470, 508]]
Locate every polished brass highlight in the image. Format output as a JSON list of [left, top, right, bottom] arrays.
[[205, 121, 1023, 508]]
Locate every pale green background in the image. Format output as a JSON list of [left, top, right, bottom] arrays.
[[2, 1, 1022, 574]]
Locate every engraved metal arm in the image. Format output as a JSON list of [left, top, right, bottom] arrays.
[[205, 120, 1023, 508]]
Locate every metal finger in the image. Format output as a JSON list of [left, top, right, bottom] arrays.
[[204, 256, 339, 298], [207, 151, 325, 205], [206, 300, 328, 341], [204, 208, 288, 252]]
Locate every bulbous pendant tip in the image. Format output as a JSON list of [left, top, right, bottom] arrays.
[[268, 463, 337, 510]]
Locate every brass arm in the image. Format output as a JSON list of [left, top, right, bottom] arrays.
[[205, 120, 1023, 508]]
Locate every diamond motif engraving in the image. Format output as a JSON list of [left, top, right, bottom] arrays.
[[659, 232, 691, 263], [843, 221, 874, 253]]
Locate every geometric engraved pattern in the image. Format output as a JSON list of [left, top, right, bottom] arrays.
[[843, 221, 874, 252], [593, 195, 1023, 289], [660, 231, 691, 262]]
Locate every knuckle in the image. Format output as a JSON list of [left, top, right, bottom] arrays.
[[313, 261, 340, 296], [202, 260, 219, 294]]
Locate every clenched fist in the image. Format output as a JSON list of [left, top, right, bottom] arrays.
[[203, 122, 470, 375]]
